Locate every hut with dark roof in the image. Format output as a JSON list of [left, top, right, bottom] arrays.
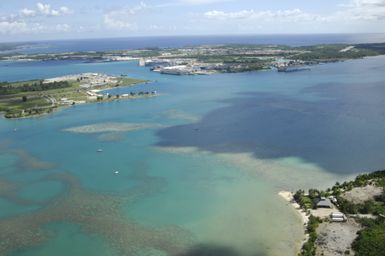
[[316, 197, 333, 208]]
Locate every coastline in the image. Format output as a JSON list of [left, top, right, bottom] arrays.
[[1, 40, 385, 255], [0, 77, 155, 119], [0, 92, 159, 120], [278, 191, 310, 252]]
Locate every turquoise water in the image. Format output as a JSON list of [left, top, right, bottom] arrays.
[[1, 56, 385, 255], [15, 223, 118, 256]]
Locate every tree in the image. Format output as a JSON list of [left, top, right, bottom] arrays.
[[22, 96, 27, 102], [308, 189, 320, 199], [352, 218, 385, 256], [294, 190, 304, 202]]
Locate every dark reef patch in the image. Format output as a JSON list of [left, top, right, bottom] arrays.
[[156, 80, 385, 174], [0, 172, 194, 256], [177, 243, 266, 256]]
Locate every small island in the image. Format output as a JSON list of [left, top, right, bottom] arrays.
[[281, 171, 385, 256], [0, 73, 156, 119]]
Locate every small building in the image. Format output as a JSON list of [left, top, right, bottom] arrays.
[[331, 217, 345, 222], [331, 212, 345, 218], [316, 197, 333, 208], [330, 212, 347, 222], [329, 196, 338, 204]]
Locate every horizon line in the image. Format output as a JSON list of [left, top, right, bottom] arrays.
[[2, 32, 385, 44]]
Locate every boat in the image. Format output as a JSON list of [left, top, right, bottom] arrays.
[[97, 149, 103, 152], [114, 171, 119, 174]]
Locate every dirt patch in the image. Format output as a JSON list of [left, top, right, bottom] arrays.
[[342, 185, 383, 204], [315, 218, 361, 256], [310, 207, 336, 220]]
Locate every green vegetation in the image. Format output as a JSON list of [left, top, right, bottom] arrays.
[[293, 189, 328, 210], [299, 215, 321, 256], [193, 55, 271, 72], [336, 191, 385, 215], [356, 43, 385, 54], [327, 170, 385, 215], [331, 170, 385, 193], [0, 80, 71, 94], [0, 42, 33, 52], [132, 48, 161, 57], [0, 96, 54, 118], [0, 75, 146, 118], [1, 41, 384, 117], [144, 42, 385, 72], [3, 42, 385, 74], [293, 44, 378, 62], [352, 217, 385, 256], [294, 170, 385, 256]]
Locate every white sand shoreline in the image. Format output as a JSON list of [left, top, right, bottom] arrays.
[[279, 191, 309, 225], [278, 191, 310, 252]]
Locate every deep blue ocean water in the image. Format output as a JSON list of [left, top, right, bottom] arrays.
[[1, 36, 385, 256]]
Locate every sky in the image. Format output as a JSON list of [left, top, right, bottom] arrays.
[[1, 0, 385, 42]]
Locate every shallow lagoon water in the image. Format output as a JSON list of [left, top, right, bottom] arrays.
[[1, 56, 385, 255]]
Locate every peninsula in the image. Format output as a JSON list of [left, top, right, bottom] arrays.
[[2, 41, 385, 119], [0, 73, 155, 118], [2, 42, 385, 75]]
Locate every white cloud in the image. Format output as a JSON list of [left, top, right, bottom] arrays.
[[180, 0, 230, 4], [103, 2, 146, 30], [55, 23, 70, 32], [17, 3, 73, 18], [204, 9, 325, 22], [59, 7, 73, 15], [0, 20, 72, 34], [103, 15, 137, 30], [20, 8, 37, 17], [338, 0, 385, 20], [0, 21, 28, 34], [0, 3, 74, 35], [35, 2, 73, 16], [37, 2, 51, 15], [351, 0, 385, 7], [202, 0, 385, 30], [131, 1, 147, 14]]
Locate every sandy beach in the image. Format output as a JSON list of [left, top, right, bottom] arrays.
[[278, 191, 310, 250], [63, 122, 165, 134], [278, 191, 309, 225]]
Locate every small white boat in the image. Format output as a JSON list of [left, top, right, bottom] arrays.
[[97, 149, 103, 152], [114, 171, 119, 174]]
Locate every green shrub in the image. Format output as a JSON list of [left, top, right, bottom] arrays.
[[353, 218, 385, 256]]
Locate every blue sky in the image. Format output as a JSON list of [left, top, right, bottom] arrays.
[[1, 0, 385, 42]]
